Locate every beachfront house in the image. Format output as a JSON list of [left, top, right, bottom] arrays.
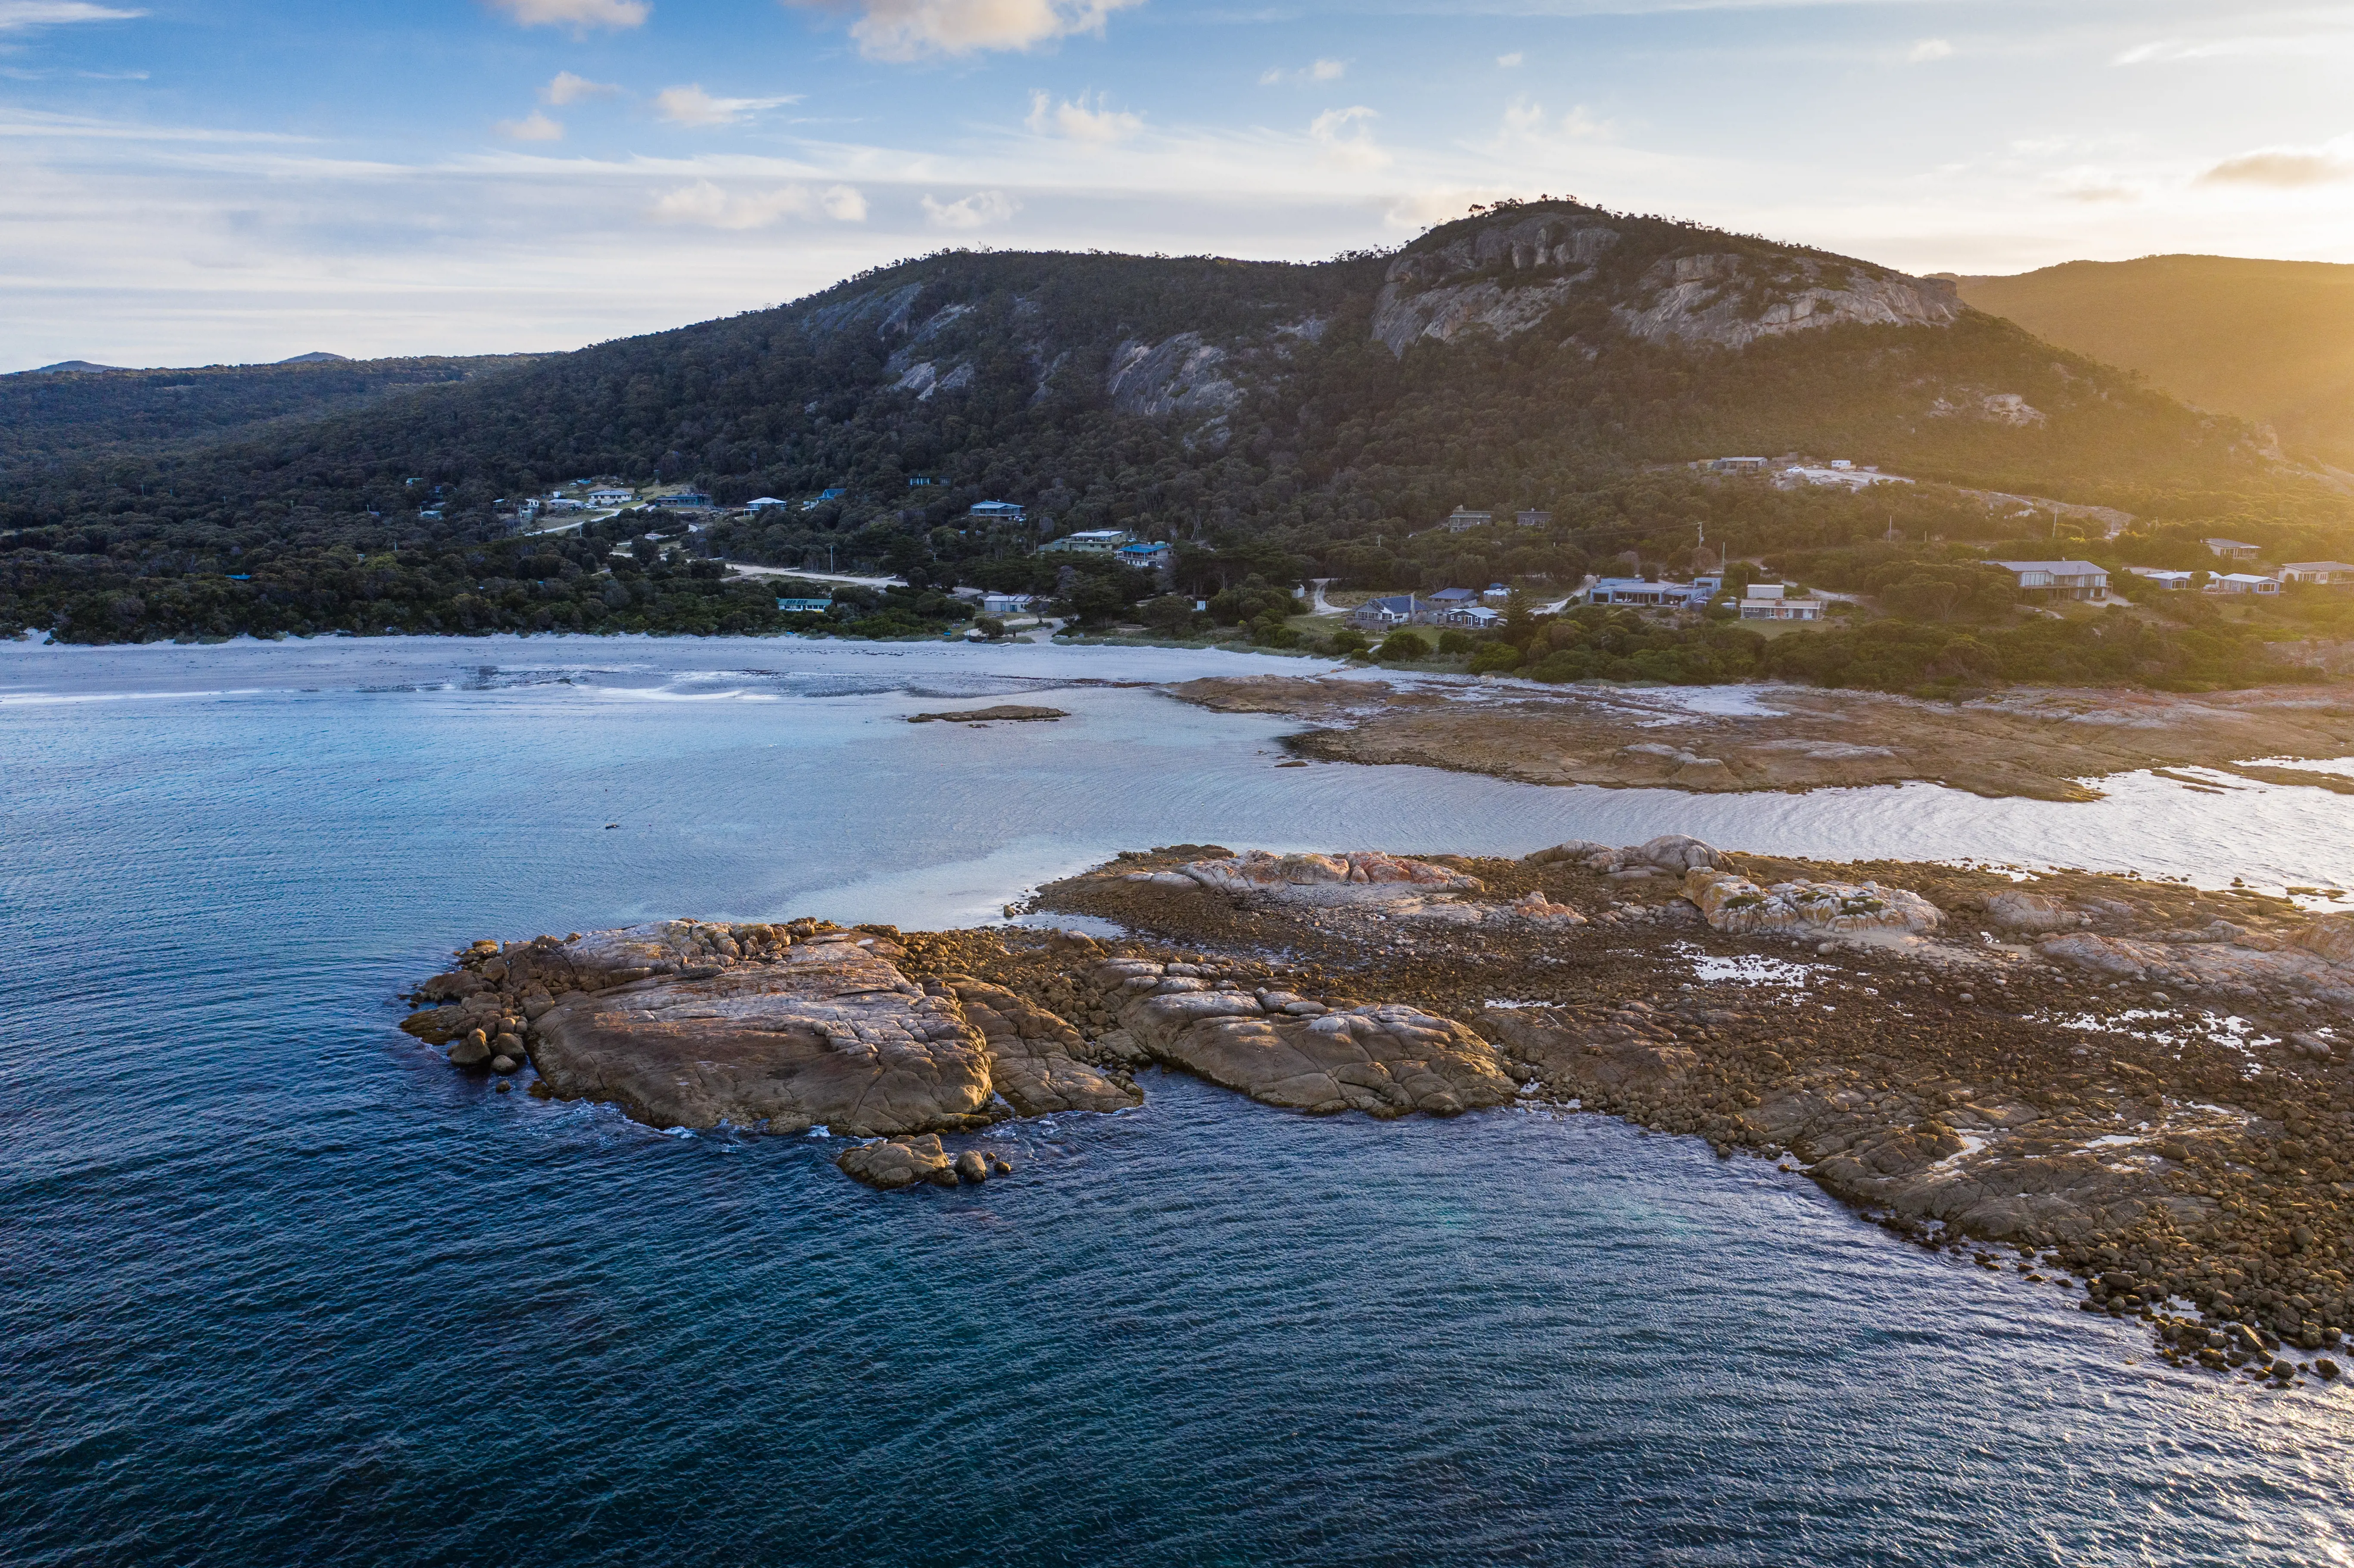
[[1038, 529, 1130, 557], [2208, 572, 2281, 596], [2277, 561, 2354, 585], [1413, 587, 1480, 624], [776, 595, 833, 613], [1737, 583, 1825, 621], [979, 592, 1033, 616], [1349, 594, 1420, 629], [1990, 559, 2110, 601], [1442, 507, 1493, 533], [1437, 605, 1502, 630], [2203, 538, 2261, 561], [2126, 567, 2195, 590], [1587, 577, 1711, 610]]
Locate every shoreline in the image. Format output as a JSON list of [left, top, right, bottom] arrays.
[[399, 837, 2354, 1393]]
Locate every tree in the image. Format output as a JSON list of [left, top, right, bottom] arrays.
[[1376, 628, 1431, 661]]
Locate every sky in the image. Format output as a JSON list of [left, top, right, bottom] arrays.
[[3, 0, 2352, 371]]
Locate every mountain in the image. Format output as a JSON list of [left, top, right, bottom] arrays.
[[3, 199, 2347, 646], [276, 352, 351, 364], [0, 352, 537, 470], [1949, 255, 2354, 470]]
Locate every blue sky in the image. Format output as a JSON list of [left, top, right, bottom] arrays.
[[3, 0, 2351, 370]]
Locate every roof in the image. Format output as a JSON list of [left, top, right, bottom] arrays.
[[2215, 572, 2277, 583], [2281, 561, 2354, 572], [2203, 537, 2258, 547], [1426, 587, 1476, 601], [1990, 559, 2107, 574]]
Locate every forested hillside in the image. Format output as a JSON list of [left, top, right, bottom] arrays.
[[3, 199, 2347, 647]]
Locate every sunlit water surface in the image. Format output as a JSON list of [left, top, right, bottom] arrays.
[[4, 636, 2351, 1565]]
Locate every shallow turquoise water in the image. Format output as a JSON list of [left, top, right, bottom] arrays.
[[4, 637, 2352, 1565]]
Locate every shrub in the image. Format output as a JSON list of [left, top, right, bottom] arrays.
[[1328, 627, 1370, 656], [1436, 628, 1474, 655], [1376, 629, 1431, 661], [1467, 642, 1522, 674]]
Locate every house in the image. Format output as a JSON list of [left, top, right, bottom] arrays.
[[2203, 538, 2261, 561], [1442, 507, 1493, 533], [1587, 577, 1710, 609], [1990, 559, 2110, 600], [800, 487, 849, 511], [2208, 572, 2281, 596], [2277, 561, 2354, 585], [979, 592, 1033, 615], [1516, 510, 1552, 529], [542, 498, 586, 514], [1481, 583, 1511, 604], [1115, 540, 1173, 572], [587, 488, 632, 507], [1438, 605, 1502, 630], [908, 476, 934, 487], [744, 497, 790, 512], [969, 500, 1027, 523], [653, 491, 711, 509], [1349, 594, 1420, 628], [776, 596, 834, 613], [1039, 529, 1130, 556], [1708, 457, 1769, 474], [1415, 587, 1479, 623], [1778, 465, 1912, 492], [2126, 566, 2194, 590], [1737, 583, 1825, 621], [417, 507, 443, 520]]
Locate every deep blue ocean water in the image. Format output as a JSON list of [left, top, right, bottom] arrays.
[[5, 637, 2353, 1566]]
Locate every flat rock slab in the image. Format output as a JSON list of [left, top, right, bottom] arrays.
[[530, 933, 999, 1136], [906, 705, 1068, 723]]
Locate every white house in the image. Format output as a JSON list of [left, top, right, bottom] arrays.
[[1588, 577, 1710, 609], [2126, 566, 2194, 590], [2203, 538, 2261, 561], [744, 496, 790, 512], [1990, 559, 2110, 600], [1737, 583, 1825, 621], [1038, 529, 1129, 557], [2277, 561, 2354, 585], [979, 592, 1033, 615], [588, 488, 633, 507], [542, 497, 586, 514], [2208, 572, 2281, 596], [1481, 583, 1511, 604]]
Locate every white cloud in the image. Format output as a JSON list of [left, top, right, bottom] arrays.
[[0, 2, 144, 30], [494, 110, 565, 141], [485, 0, 648, 30], [650, 179, 868, 228], [2198, 143, 2354, 189], [1260, 58, 1345, 85], [1907, 38, 1951, 63], [1309, 105, 1387, 172], [1384, 188, 1510, 230], [543, 71, 620, 106], [1496, 51, 1522, 67], [922, 188, 1018, 228], [654, 84, 798, 127], [1025, 89, 1140, 144], [1495, 98, 1608, 144], [796, 0, 1143, 62]]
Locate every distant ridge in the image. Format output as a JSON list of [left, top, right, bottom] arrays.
[[1948, 255, 2354, 468], [277, 351, 349, 364], [21, 360, 129, 375]]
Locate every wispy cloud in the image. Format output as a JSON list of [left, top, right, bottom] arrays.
[[1495, 51, 1522, 67], [0, 106, 309, 142], [650, 179, 867, 227], [1308, 104, 1386, 171], [922, 188, 1018, 227], [2198, 143, 2354, 189], [543, 70, 620, 106], [653, 84, 798, 127], [484, 0, 648, 31], [794, 0, 1143, 63], [0, 2, 144, 31], [494, 110, 565, 141], [1259, 58, 1344, 84], [1026, 89, 1140, 144], [1907, 38, 1951, 63]]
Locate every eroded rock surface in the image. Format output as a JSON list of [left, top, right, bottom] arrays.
[[1125, 849, 1481, 905]]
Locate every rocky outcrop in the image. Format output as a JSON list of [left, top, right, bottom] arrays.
[[1105, 333, 1240, 419], [2036, 920, 2354, 1014], [1985, 890, 2082, 932], [1124, 849, 1481, 905], [931, 975, 1140, 1116], [1371, 212, 1620, 355], [1096, 955, 1516, 1117], [906, 705, 1067, 723], [1525, 834, 1725, 877], [1683, 867, 1944, 938], [1614, 253, 1961, 350]]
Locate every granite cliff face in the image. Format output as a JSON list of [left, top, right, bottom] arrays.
[[1370, 209, 1961, 356]]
